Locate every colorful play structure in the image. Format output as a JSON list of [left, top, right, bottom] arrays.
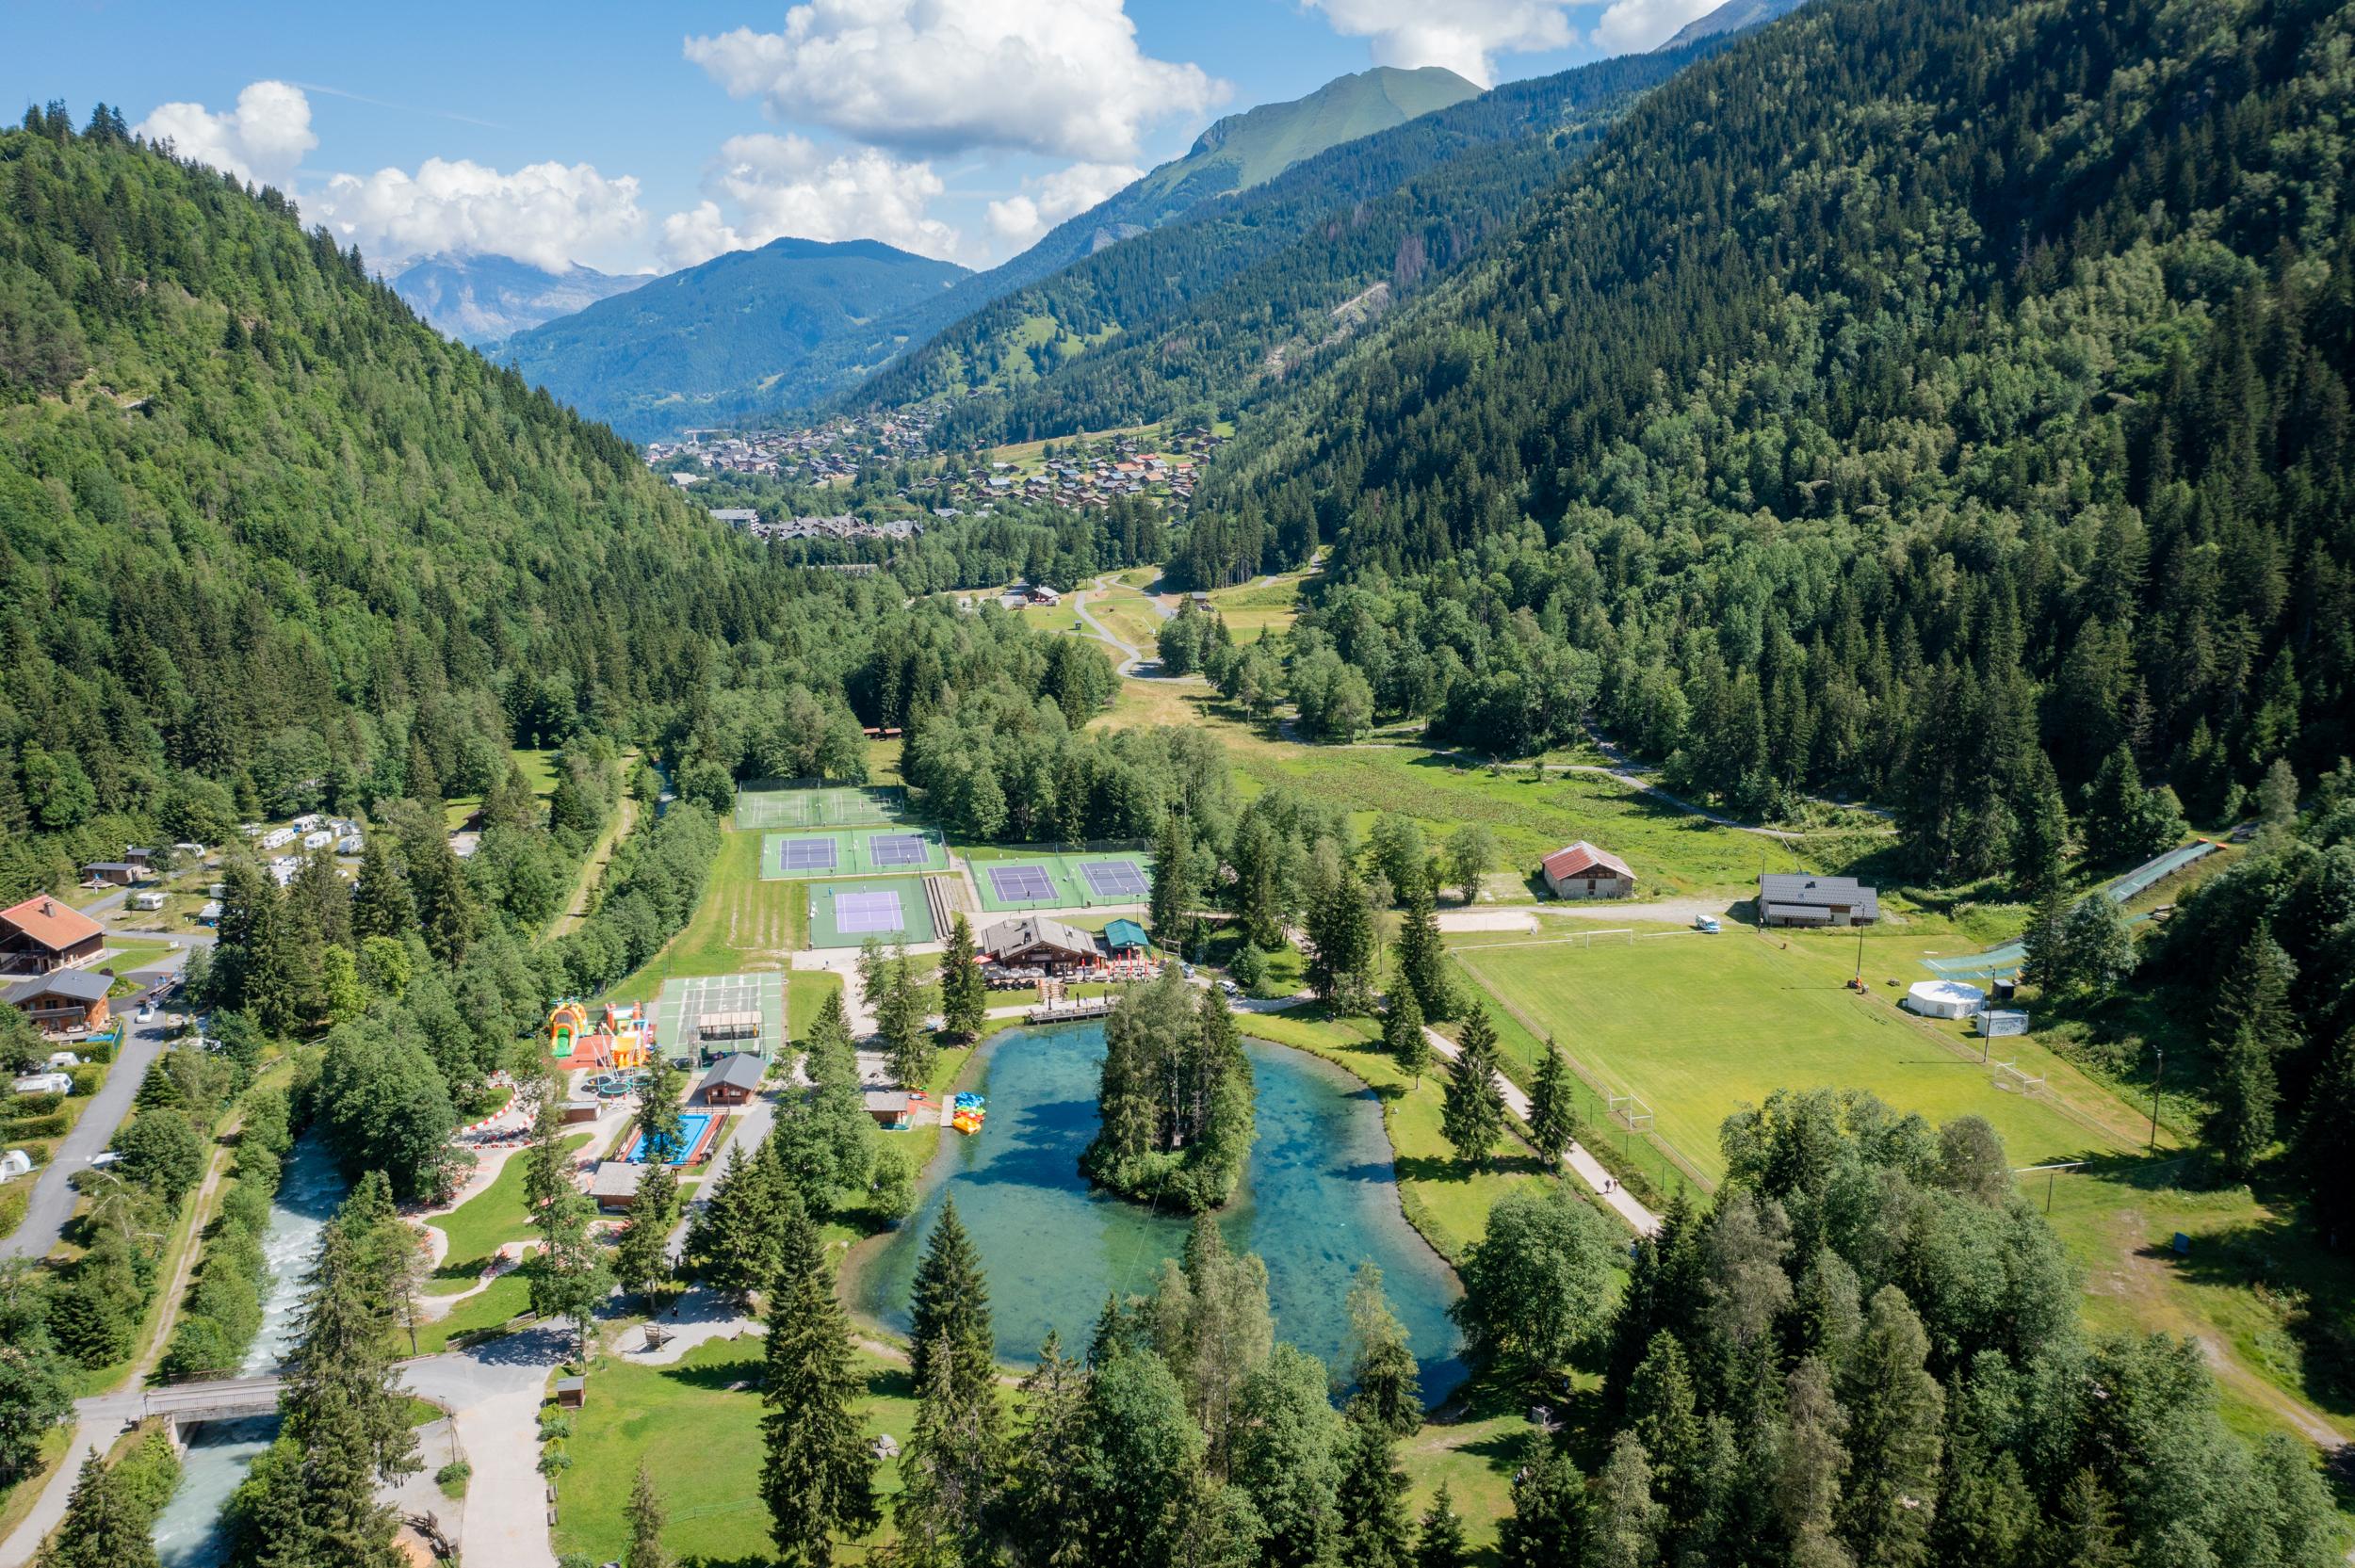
[[546, 998, 652, 1071]]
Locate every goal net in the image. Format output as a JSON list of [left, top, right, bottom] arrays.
[[1990, 1060, 2047, 1096], [1608, 1092, 1654, 1132]]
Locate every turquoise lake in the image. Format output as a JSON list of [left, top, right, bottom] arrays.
[[851, 1021, 1467, 1398]]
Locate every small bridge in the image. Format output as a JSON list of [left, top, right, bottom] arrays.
[[140, 1377, 285, 1446]]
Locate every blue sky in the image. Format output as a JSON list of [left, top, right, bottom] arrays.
[[8, 0, 1708, 276]]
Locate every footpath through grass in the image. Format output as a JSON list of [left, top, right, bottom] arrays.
[[423, 1132, 593, 1294]]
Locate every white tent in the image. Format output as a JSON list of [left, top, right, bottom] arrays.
[[1904, 979, 1988, 1019]]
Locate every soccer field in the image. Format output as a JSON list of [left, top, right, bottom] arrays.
[[735, 782, 906, 831], [760, 826, 950, 881], [806, 877, 940, 948], [1449, 930, 2144, 1184]]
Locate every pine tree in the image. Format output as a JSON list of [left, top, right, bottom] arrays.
[[1497, 1441, 1586, 1568], [2043, 1469, 2129, 1567], [761, 1195, 880, 1568], [2010, 750, 2071, 900], [1001, 1332, 1089, 1563], [39, 1449, 158, 1568], [940, 913, 987, 1041], [614, 1158, 679, 1310], [1836, 1288, 1942, 1568], [2020, 884, 2073, 993], [1151, 810, 1193, 941], [1336, 1411, 1414, 1568], [1583, 1432, 1660, 1568], [1527, 1038, 1576, 1172], [2212, 922, 2298, 1057], [2207, 1022, 2278, 1180], [529, 1181, 611, 1362], [2059, 894, 2136, 996], [880, 952, 934, 1090], [1440, 1006, 1506, 1171], [685, 1145, 781, 1305], [1394, 870, 1453, 1021], [2294, 1028, 2355, 1250], [624, 1460, 675, 1568], [1384, 978, 1428, 1087], [1415, 1482, 1470, 1568], [908, 1197, 998, 1410]]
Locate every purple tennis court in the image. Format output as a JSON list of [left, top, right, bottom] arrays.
[[1080, 860, 1149, 898], [836, 890, 906, 933], [780, 837, 838, 870], [987, 865, 1057, 902], [868, 832, 931, 867]]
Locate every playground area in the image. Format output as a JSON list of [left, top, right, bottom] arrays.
[[734, 781, 907, 832], [806, 877, 941, 948], [760, 825, 951, 881], [966, 849, 1153, 913], [651, 971, 788, 1063]]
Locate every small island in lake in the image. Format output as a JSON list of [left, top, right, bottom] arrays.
[[1081, 969, 1256, 1211]]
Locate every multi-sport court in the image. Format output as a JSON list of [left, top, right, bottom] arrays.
[[970, 850, 1153, 913], [759, 825, 951, 881], [734, 781, 906, 831], [806, 877, 939, 948], [652, 971, 787, 1063]]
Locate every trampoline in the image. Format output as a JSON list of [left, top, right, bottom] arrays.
[[836, 889, 907, 934], [869, 832, 930, 868], [1080, 860, 1148, 898], [778, 837, 839, 871], [987, 865, 1057, 902]]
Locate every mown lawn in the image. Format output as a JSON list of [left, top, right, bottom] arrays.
[[1092, 681, 1877, 896], [551, 1338, 925, 1565], [608, 828, 805, 1005], [423, 1132, 593, 1293], [1447, 929, 2145, 1186]]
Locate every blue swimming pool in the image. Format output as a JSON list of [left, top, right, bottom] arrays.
[[625, 1112, 713, 1166]]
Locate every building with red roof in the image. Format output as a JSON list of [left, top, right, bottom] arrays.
[[1539, 842, 1635, 900], [0, 895, 105, 975]]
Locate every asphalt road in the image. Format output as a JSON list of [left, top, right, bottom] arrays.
[[0, 1020, 169, 1262]]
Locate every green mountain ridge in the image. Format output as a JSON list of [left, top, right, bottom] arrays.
[[626, 65, 1488, 432], [849, 47, 1704, 447], [493, 235, 967, 441], [1136, 65, 1481, 204]]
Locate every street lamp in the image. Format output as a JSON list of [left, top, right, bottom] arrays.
[[2148, 1043, 2166, 1153]]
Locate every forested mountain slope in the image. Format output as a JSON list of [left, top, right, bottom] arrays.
[[495, 235, 966, 440], [0, 114, 1111, 895], [756, 67, 1484, 427], [848, 46, 1705, 447], [1197, 0, 2354, 878]]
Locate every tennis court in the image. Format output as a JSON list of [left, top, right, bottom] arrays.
[[806, 877, 940, 948], [967, 850, 1154, 913], [736, 781, 908, 832], [761, 826, 950, 881], [652, 971, 787, 1062]]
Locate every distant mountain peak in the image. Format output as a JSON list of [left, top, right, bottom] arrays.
[[1654, 0, 1808, 51], [391, 252, 648, 346]]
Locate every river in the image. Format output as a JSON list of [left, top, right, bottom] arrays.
[[850, 1021, 1467, 1398], [149, 1133, 348, 1567]]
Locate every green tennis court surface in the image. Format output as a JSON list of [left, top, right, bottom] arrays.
[[760, 827, 950, 881], [652, 971, 787, 1062], [967, 850, 1153, 913], [806, 877, 939, 948], [735, 782, 907, 831]]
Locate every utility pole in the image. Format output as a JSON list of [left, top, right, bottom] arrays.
[[2148, 1044, 2165, 1153]]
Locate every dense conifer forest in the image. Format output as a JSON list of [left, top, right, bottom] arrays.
[[1190, 0, 2352, 882]]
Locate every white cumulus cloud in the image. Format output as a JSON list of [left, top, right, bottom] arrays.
[[684, 0, 1225, 161], [661, 134, 958, 267], [135, 80, 317, 186], [1301, 0, 1574, 86], [1590, 0, 1724, 51], [310, 158, 647, 272], [985, 160, 1143, 244]]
